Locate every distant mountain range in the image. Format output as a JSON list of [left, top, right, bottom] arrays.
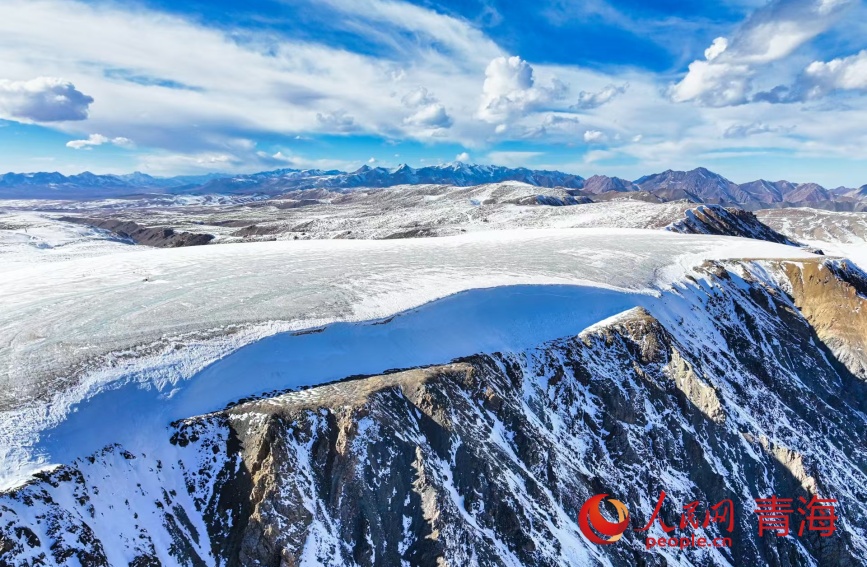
[[2, 163, 867, 211], [188, 163, 586, 195], [632, 168, 866, 210], [0, 171, 225, 199]]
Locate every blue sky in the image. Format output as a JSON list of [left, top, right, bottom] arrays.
[[1, 0, 867, 186]]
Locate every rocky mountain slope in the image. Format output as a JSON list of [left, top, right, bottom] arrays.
[[664, 205, 805, 247], [632, 168, 867, 210], [579, 174, 639, 194], [2, 256, 867, 566], [635, 167, 751, 203]]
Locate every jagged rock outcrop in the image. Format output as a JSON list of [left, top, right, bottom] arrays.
[[2, 259, 867, 566]]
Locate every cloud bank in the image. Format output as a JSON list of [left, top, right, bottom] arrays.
[[670, 0, 856, 106], [0, 77, 93, 122]]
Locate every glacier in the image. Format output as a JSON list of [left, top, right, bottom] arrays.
[[0, 229, 817, 490]]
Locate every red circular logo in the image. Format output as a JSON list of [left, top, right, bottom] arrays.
[[578, 494, 630, 544]]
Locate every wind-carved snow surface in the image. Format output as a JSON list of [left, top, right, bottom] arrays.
[[757, 208, 867, 246], [755, 207, 867, 268], [0, 211, 136, 268], [0, 229, 819, 490]]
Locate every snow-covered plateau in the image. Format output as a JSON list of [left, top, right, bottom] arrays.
[[1, 194, 867, 566]]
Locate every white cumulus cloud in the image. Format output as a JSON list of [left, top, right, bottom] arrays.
[[66, 133, 133, 150], [455, 151, 470, 162], [800, 50, 867, 98], [583, 130, 606, 143], [0, 77, 94, 122], [723, 122, 792, 138], [704, 37, 728, 61], [572, 84, 628, 110], [316, 110, 357, 132], [477, 56, 566, 123], [401, 87, 452, 129], [401, 86, 435, 108], [670, 38, 752, 106]]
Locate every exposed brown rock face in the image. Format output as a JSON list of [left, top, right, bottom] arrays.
[[59, 217, 215, 247], [781, 259, 867, 379], [3, 259, 867, 566]]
